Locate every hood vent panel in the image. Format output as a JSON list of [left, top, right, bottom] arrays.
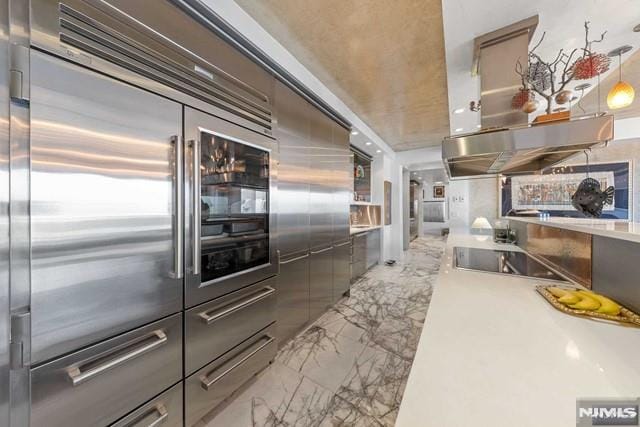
[[443, 115, 614, 178]]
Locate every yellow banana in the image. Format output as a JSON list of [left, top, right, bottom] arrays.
[[547, 287, 569, 298], [578, 290, 621, 316], [569, 291, 601, 311], [557, 293, 580, 305]]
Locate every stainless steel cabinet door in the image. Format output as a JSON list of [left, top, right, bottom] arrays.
[[276, 254, 310, 345], [366, 229, 381, 268], [309, 246, 333, 321], [274, 82, 310, 258], [309, 109, 334, 250], [30, 51, 183, 364], [331, 122, 351, 244], [333, 242, 351, 301]]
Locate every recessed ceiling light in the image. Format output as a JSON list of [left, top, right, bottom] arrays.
[[476, 124, 482, 129], [453, 108, 465, 114], [351, 130, 359, 135], [376, 149, 382, 153], [365, 141, 372, 146], [455, 127, 463, 132]]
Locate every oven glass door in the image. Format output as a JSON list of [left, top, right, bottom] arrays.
[[199, 133, 270, 283]]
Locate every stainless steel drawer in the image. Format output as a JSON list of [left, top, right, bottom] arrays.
[[32, 314, 182, 427], [185, 324, 276, 426], [111, 383, 183, 427], [185, 278, 276, 375]]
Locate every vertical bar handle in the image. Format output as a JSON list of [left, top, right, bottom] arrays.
[[171, 136, 184, 279], [190, 139, 201, 275]]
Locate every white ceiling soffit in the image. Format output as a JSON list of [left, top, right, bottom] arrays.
[[232, 0, 450, 152], [443, 0, 640, 136]]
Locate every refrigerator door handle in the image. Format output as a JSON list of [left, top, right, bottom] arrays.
[[66, 330, 168, 386], [198, 286, 275, 324], [199, 335, 274, 391], [172, 136, 184, 279], [190, 139, 201, 275]]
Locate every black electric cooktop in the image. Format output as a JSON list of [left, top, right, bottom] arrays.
[[453, 247, 566, 282]]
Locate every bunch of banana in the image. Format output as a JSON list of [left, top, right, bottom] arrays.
[[547, 287, 621, 316]]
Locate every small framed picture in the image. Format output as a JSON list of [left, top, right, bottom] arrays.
[[433, 185, 445, 198]]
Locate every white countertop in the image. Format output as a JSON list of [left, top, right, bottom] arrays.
[[396, 233, 640, 427], [349, 225, 382, 235], [509, 217, 640, 243]]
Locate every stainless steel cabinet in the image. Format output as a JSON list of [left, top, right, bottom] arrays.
[[332, 123, 351, 244], [31, 314, 182, 427], [333, 242, 351, 301], [309, 246, 333, 321], [366, 229, 381, 269], [274, 82, 310, 258], [309, 111, 334, 250], [30, 51, 183, 364], [185, 324, 276, 426], [351, 229, 381, 282], [185, 277, 276, 375], [351, 233, 368, 282], [276, 254, 310, 344]]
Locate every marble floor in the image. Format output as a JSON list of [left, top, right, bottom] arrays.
[[205, 235, 446, 427]]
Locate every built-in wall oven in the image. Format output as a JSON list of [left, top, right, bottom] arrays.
[[184, 107, 278, 308]]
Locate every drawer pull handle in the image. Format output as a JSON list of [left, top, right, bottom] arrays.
[[279, 253, 309, 265], [200, 335, 274, 391], [67, 330, 168, 386], [311, 246, 333, 255], [124, 403, 169, 427], [198, 287, 275, 325]]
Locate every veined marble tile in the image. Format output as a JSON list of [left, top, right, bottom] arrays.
[[276, 325, 367, 392], [205, 236, 446, 427], [205, 361, 333, 427]]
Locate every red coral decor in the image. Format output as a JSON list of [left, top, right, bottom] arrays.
[[511, 88, 534, 110], [572, 53, 611, 80]]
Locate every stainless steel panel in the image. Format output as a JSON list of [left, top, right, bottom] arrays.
[[276, 254, 309, 345], [309, 109, 334, 250], [8, 0, 31, 422], [442, 115, 614, 178], [31, 313, 182, 427], [184, 106, 278, 308], [30, 0, 274, 136], [592, 236, 640, 313], [366, 229, 381, 269], [331, 122, 350, 244], [333, 242, 351, 301], [111, 382, 183, 427], [185, 324, 276, 426], [520, 223, 592, 288], [351, 233, 367, 283], [185, 277, 276, 376], [309, 246, 333, 321], [29, 51, 182, 364], [423, 201, 446, 222], [0, 0, 9, 424], [274, 81, 310, 258]]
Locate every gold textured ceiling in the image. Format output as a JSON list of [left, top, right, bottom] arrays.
[[235, 0, 450, 151]]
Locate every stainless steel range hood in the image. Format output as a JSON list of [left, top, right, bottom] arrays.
[[442, 16, 614, 178], [443, 114, 614, 177]]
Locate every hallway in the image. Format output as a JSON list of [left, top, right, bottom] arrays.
[[206, 236, 446, 427]]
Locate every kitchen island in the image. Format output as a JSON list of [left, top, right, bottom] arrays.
[[396, 232, 640, 427]]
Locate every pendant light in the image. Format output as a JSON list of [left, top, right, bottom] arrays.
[[607, 45, 635, 109]]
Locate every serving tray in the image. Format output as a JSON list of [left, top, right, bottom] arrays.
[[536, 285, 640, 328]]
